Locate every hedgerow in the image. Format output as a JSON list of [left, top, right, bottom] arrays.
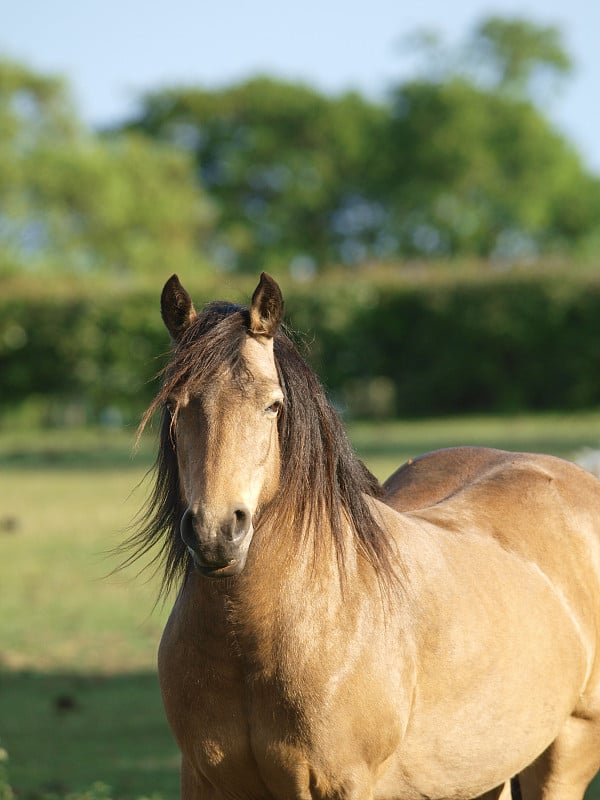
[[1, 271, 600, 422]]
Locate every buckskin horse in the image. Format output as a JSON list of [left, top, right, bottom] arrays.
[[130, 273, 600, 799]]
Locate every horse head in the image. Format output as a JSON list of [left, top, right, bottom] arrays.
[[160, 272, 285, 579]]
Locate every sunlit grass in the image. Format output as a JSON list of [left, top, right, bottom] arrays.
[[0, 430, 179, 796], [0, 465, 168, 674], [349, 410, 600, 480]]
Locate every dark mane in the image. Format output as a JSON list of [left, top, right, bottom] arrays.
[[126, 298, 394, 597]]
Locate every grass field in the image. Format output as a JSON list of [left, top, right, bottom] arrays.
[[2, 414, 600, 798]]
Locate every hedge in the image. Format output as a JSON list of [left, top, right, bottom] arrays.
[[286, 275, 600, 416], [1, 272, 600, 423]]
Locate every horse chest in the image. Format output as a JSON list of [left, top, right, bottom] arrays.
[[159, 587, 408, 797]]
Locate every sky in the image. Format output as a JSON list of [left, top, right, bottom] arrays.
[[2, 0, 600, 171]]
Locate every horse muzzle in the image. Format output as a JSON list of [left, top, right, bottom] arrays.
[[180, 506, 253, 579]]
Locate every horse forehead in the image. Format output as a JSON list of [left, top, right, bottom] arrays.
[[242, 335, 279, 384]]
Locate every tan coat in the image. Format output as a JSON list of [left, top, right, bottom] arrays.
[[145, 274, 600, 800]]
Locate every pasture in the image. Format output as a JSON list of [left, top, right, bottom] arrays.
[[2, 415, 600, 799]]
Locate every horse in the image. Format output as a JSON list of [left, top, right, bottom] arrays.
[[131, 272, 600, 799]]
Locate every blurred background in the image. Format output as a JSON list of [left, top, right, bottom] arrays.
[[1, 1, 600, 797]]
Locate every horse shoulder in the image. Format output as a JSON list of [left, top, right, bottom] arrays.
[[386, 450, 600, 725], [361, 505, 589, 798]]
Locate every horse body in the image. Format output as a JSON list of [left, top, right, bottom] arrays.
[[138, 273, 600, 799], [160, 457, 599, 799]]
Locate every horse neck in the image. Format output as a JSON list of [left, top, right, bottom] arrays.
[[240, 488, 408, 628], [188, 514, 361, 653]]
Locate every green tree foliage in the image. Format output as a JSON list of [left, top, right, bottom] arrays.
[[377, 17, 600, 258], [23, 134, 214, 274], [378, 78, 600, 257], [470, 16, 573, 98], [2, 15, 600, 275], [399, 16, 573, 101], [121, 17, 600, 268], [123, 77, 387, 271], [0, 58, 214, 276]]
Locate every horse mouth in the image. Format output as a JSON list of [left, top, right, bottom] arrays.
[[191, 555, 243, 579]]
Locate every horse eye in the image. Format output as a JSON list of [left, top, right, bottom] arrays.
[[265, 400, 282, 417]]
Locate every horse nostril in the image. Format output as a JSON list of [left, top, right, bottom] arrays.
[[231, 506, 251, 541], [180, 508, 197, 549]]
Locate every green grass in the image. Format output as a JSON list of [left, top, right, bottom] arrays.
[[0, 465, 168, 673], [2, 416, 600, 798], [0, 428, 177, 797], [351, 410, 600, 480]]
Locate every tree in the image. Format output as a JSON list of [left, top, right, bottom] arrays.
[[398, 16, 573, 103], [23, 134, 214, 274], [377, 77, 600, 257], [123, 77, 387, 272], [380, 17, 600, 258], [122, 17, 600, 268], [469, 17, 573, 100], [0, 58, 79, 146], [0, 58, 214, 276]]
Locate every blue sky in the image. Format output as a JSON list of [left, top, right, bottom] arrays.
[[2, 0, 599, 170]]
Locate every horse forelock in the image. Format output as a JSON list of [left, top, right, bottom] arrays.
[[131, 299, 395, 597]]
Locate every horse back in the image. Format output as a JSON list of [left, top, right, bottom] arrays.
[[383, 445, 600, 551], [383, 446, 512, 511]]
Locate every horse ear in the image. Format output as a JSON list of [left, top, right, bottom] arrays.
[[249, 272, 284, 338], [161, 274, 197, 341]]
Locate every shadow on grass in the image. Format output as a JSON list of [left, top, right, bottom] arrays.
[[0, 670, 179, 800]]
